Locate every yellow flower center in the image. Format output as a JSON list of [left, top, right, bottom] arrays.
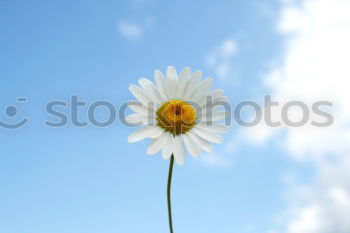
[[156, 100, 197, 136]]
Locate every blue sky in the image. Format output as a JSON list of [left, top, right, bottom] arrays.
[[1, 0, 350, 233]]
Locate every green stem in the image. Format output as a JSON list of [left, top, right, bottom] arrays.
[[167, 155, 175, 233]]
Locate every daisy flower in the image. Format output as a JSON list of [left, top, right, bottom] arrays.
[[126, 66, 229, 233], [127, 66, 230, 165]]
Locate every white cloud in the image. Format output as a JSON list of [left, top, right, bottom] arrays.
[[198, 153, 232, 168], [117, 20, 144, 40], [117, 16, 155, 41], [280, 158, 350, 233], [264, 0, 350, 158], [206, 39, 238, 82], [117, 0, 156, 41], [239, 0, 350, 232]]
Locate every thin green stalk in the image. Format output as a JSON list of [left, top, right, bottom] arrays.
[[167, 155, 175, 233]]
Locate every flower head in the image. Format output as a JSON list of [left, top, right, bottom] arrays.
[[156, 100, 197, 135], [127, 66, 229, 165]]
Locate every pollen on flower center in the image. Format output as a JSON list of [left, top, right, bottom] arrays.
[[156, 100, 197, 136]]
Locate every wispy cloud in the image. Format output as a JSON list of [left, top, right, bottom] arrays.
[[116, 0, 156, 41], [239, 0, 350, 232], [117, 20, 144, 40], [198, 153, 232, 168], [206, 39, 238, 83]]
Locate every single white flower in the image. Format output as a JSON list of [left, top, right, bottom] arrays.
[[127, 66, 230, 165]]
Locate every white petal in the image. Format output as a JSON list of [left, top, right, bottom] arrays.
[[147, 132, 167, 155], [162, 133, 174, 159], [198, 89, 225, 107], [210, 89, 224, 99], [173, 136, 185, 165], [202, 110, 230, 122], [128, 102, 150, 115], [128, 126, 163, 143], [138, 78, 163, 104], [198, 96, 230, 116], [126, 103, 155, 125], [154, 69, 168, 100], [182, 71, 202, 100], [183, 134, 200, 158], [199, 97, 229, 113], [129, 85, 151, 105], [197, 122, 230, 134], [166, 66, 178, 99], [125, 113, 146, 125], [192, 77, 213, 102], [176, 67, 191, 98], [192, 126, 223, 144], [187, 131, 213, 153]]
